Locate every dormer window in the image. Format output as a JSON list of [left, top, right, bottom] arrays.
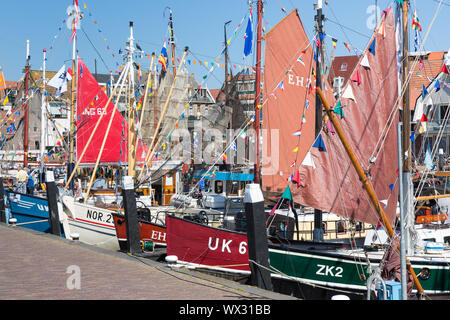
[[340, 63, 348, 71]]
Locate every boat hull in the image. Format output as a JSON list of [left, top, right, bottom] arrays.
[[62, 196, 119, 251], [166, 214, 450, 298], [166, 215, 250, 272], [6, 191, 70, 237], [112, 212, 167, 251]]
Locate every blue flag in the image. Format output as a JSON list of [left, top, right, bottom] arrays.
[[422, 84, 428, 99], [243, 12, 253, 57], [435, 80, 441, 92], [312, 133, 327, 152]]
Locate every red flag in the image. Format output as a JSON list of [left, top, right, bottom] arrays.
[[441, 64, 450, 75], [292, 170, 300, 186], [70, 0, 79, 42], [351, 69, 361, 86], [420, 113, 428, 122]]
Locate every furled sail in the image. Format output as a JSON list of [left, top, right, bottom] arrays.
[[76, 57, 148, 165], [262, 9, 333, 194], [291, 9, 399, 225]]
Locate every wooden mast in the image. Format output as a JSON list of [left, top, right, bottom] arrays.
[[313, 0, 325, 242], [23, 40, 30, 167], [253, 0, 262, 184], [316, 87, 424, 295]]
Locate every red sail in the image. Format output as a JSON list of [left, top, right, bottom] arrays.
[[291, 9, 399, 225], [262, 9, 333, 194], [76, 57, 148, 164]]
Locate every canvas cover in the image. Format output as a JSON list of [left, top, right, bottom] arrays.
[[291, 9, 399, 225]]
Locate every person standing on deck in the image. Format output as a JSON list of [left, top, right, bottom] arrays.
[[15, 165, 28, 194], [26, 168, 35, 195]]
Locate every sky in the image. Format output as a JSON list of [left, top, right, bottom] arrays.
[[0, 0, 449, 89]]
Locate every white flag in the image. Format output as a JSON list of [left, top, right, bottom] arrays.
[[48, 65, 72, 98]]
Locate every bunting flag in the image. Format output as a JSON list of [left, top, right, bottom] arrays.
[[332, 38, 337, 49], [277, 80, 284, 91], [281, 185, 293, 201], [290, 160, 296, 168], [312, 133, 327, 152], [441, 63, 450, 75], [0, 72, 6, 90], [435, 80, 441, 92], [243, 9, 253, 57], [420, 113, 428, 122], [297, 56, 305, 66], [292, 170, 300, 186], [301, 151, 316, 169], [293, 129, 302, 136], [351, 69, 361, 86], [342, 85, 356, 102], [334, 101, 344, 118], [410, 131, 415, 143], [344, 42, 351, 53], [2, 95, 8, 106], [369, 38, 376, 55], [360, 55, 371, 69], [422, 84, 428, 99], [292, 146, 299, 153]]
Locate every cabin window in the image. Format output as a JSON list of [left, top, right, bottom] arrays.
[[444, 236, 450, 245], [336, 220, 346, 234], [355, 221, 364, 232], [215, 181, 223, 194], [322, 222, 328, 235], [423, 238, 436, 242]]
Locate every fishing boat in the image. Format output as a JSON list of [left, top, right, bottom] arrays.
[[164, 2, 450, 300]]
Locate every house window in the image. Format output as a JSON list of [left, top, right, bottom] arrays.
[[340, 63, 348, 71]]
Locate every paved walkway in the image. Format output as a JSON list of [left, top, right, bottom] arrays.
[[0, 223, 295, 300]]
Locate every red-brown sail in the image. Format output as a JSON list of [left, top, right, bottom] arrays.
[[291, 9, 399, 226], [76, 57, 148, 164], [262, 9, 333, 194]]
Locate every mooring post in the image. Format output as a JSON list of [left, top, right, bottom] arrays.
[[0, 177, 6, 223], [122, 176, 141, 254], [45, 170, 61, 236], [244, 183, 273, 291]]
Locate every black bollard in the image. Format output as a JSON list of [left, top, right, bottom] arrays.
[[244, 183, 273, 291], [0, 177, 5, 223], [122, 176, 142, 254], [45, 170, 61, 236]]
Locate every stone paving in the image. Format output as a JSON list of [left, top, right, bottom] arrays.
[[0, 223, 294, 300]]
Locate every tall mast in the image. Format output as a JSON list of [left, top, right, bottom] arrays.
[[40, 48, 47, 177], [168, 8, 177, 79], [313, 0, 325, 242], [23, 40, 31, 167], [127, 21, 137, 177], [401, 0, 414, 255], [224, 20, 232, 106], [253, 0, 262, 184], [68, 0, 78, 190]]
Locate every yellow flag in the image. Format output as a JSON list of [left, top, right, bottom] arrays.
[[292, 146, 299, 152], [3, 95, 8, 106]]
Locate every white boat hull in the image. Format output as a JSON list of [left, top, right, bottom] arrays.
[[62, 196, 119, 251]]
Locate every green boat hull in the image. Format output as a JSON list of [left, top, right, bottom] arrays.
[[268, 246, 450, 296]]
